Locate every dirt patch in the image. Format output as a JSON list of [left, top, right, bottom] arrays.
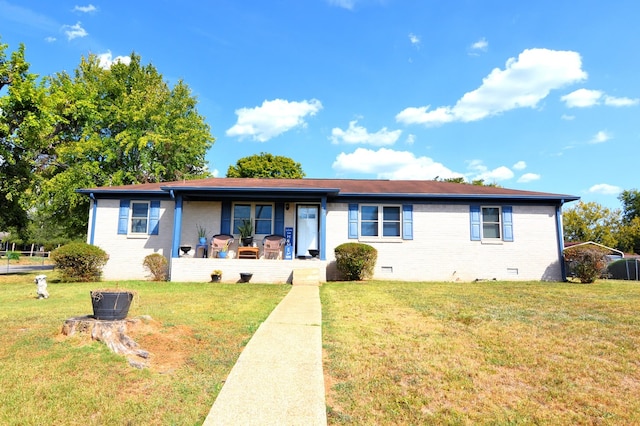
[[127, 317, 198, 373], [59, 316, 199, 373]]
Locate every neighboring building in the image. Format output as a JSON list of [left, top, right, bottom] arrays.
[[78, 178, 579, 283]]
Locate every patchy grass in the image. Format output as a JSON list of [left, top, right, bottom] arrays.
[[0, 271, 289, 425], [321, 280, 640, 425]]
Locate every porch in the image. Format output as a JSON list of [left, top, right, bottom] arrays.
[[170, 256, 327, 284]]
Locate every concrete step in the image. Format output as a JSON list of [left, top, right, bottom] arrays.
[[292, 268, 321, 286]]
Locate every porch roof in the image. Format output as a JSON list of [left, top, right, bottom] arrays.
[[78, 177, 580, 204]]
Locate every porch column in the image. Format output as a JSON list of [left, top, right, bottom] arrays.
[[320, 196, 327, 261], [171, 194, 183, 258], [89, 193, 97, 245]]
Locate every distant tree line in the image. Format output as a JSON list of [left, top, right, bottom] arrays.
[[563, 189, 640, 254]]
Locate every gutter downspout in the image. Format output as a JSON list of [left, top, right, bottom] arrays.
[[89, 193, 97, 245], [320, 196, 327, 261], [556, 201, 567, 281]]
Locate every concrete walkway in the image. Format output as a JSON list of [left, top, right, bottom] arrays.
[[203, 285, 327, 426]]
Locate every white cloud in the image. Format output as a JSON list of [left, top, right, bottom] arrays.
[[328, 0, 355, 10], [332, 147, 462, 180], [512, 161, 526, 170], [62, 21, 88, 40], [396, 48, 587, 126], [409, 33, 420, 47], [73, 4, 97, 13], [470, 37, 488, 52], [604, 95, 639, 107], [331, 120, 401, 146], [45, 36, 56, 43], [405, 134, 416, 145], [589, 183, 621, 195], [466, 160, 514, 182], [561, 114, 575, 120], [561, 89, 639, 108], [589, 130, 611, 144], [517, 173, 540, 183], [561, 88, 603, 107], [226, 98, 322, 142], [97, 51, 132, 69]]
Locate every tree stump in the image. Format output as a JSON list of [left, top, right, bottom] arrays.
[[62, 315, 150, 368]]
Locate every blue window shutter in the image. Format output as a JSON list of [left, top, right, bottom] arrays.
[[402, 204, 413, 240], [118, 200, 129, 234], [502, 206, 514, 242], [470, 205, 481, 241], [221, 201, 232, 234], [274, 203, 285, 235], [348, 203, 358, 239], [148, 200, 160, 235]]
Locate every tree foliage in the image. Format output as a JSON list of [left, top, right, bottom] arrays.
[[34, 53, 214, 238], [619, 189, 640, 224], [0, 40, 48, 233], [562, 201, 621, 249], [226, 152, 305, 178], [437, 176, 500, 187]]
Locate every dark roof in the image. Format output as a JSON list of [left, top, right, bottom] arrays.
[[78, 177, 580, 204]]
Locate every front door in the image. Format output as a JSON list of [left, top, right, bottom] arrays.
[[296, 205, 319, 257]]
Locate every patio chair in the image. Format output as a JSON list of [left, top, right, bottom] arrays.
[[262, 234, 285, 259], [210, 234, 234, 258]]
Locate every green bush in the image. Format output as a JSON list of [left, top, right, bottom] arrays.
[[334, 242, 377, 281], [7, 251, 20, 261], [51, 242, 109, 282], [143, 253, 169, 281], [564, 245, 609, 283]]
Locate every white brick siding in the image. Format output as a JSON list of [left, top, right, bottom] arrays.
[[88, 199, 174, 281], [89, 199, 563, 283], [324, 203, 562, 282]]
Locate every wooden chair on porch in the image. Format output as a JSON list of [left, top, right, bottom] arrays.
[[262, 234, 285, 259], [210, 234, 234, 258]]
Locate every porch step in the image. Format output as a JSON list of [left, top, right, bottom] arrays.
[[292, 268, 321, 286]]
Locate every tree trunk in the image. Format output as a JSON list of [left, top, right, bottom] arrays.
[[61, 315, 149, 368]]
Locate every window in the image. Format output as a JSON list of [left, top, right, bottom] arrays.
[[470, 205, 513, 242], [233, 203, 273, 235], [481, 207, 501, 239], [117, 200, 160, 236], [356, 204, 403, 238], [130, 202, 150, 234]]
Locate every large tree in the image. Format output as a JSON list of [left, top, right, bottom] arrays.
[[619, 189, 640, 224], [226, 152, 305, 178], [35, 53, 214, 238], [618, 189, 640, 253], [0, 40, 48, 234], [562, 201, 621, 249]]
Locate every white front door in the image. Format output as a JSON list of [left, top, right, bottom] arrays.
[[296, 205, 319, 257]]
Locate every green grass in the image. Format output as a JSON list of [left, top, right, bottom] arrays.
[[321, 280, 640, 425], [0, 272, 289, 426]]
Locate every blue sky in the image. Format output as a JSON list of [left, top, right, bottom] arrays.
[[1, 1, 638, 210]]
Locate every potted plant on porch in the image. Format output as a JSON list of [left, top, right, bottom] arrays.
[[210, 269, 223, 282], [238, 219, 254, 246], [196, 224, 208, 245]]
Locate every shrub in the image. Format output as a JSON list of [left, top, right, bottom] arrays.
[[7, 251, 20, 261], [143, 253, 169, 281], [334, 242, 377, 281], [563, 245, 610, 283], [51, 242, 109, 282]]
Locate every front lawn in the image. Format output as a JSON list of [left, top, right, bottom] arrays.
[[0, 272, 289, 425], [321, 280, 640, 425]]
